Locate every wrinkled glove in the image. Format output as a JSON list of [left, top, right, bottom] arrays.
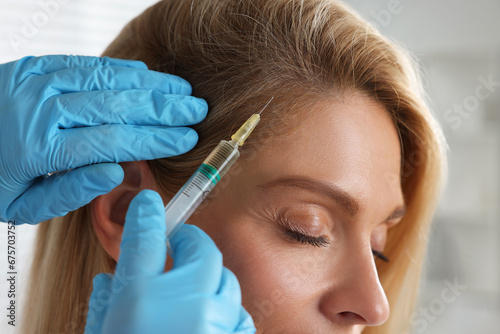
[[84, 190, 256, 334], [0, 55, 207, 224]]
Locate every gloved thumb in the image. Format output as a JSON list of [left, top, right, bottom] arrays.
[[236, 307, 257, 333], [114, 189, 167, 279], [84, 273, 113, 334], [167, 224, 224, 295]]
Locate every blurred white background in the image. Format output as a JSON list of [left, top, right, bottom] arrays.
[[0, 0, 499, 333]]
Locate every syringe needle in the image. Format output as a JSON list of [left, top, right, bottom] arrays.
[[258, 96, 274, 115]]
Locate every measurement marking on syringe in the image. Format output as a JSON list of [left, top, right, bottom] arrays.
[[192, 179, 204, 189]]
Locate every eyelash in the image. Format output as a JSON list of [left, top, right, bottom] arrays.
[[277, 215, 390, 261], [275, 214, 331, 248], [284, 230, 390, 261], [283, 229, 331, 247], [372, 249, 390, 262]]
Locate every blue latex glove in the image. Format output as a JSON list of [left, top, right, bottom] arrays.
[[84, 190, 256, 334], [0, 55, 207, 224]]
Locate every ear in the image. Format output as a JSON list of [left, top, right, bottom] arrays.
[[90, 161, 163, 261]]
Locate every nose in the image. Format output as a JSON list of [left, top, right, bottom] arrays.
[[318, 246, 390, 326]]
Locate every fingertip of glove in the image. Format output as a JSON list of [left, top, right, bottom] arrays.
[[237, 307, 257, 333], [101, 163, 125, 185], [82, 163, 124, 191], [130, 189, 163, 206], [193, 98, 209, 122], [176, 128, 199, 152], [196, 97, 209, 113], [124, 190, 166, 234], [91, 273, 112, 288], [169, 224, 219, 256]]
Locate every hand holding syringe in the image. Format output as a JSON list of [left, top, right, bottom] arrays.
[[164, 97, 273, 247]]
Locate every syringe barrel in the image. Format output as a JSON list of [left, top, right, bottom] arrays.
[[165, 140, 240, 238]]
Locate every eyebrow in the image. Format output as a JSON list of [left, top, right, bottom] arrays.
[[257, 176, 407, 221]]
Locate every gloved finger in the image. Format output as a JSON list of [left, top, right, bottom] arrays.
[[217, 267, 243, 304], [168, 224, 223, 294], [217, 269, 256, 333], [84, 273, 113, 334], [41, 66, 192, 95], [4, 163, 124, 225], [115, 190, 167, 278], [203, 268, 244, 330], [18, 55, 147, 76], [53, 126, 198, 172], [48, 90, 207, 128], [235, 307, 257, 334]]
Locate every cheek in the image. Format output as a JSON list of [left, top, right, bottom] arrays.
[[200, 213, 330, 328], [208, 219, 289, 310]]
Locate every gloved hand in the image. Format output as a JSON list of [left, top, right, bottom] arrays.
[[0, 55, 207, 224], [84, 190, 256, 334]]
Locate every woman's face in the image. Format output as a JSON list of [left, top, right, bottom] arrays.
[[188, 94, 405, 333]]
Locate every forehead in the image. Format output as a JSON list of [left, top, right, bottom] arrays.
[[245, 94, 403, 209]]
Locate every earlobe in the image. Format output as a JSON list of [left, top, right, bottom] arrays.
[[90, 161, 161, 261]]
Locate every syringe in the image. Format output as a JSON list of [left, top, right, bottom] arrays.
[[164, 98, 273, 242]]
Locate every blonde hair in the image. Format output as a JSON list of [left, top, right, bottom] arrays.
[[23, 0, 446, 333]]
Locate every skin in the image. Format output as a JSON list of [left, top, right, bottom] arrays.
[[188, 93, 405, 333], [92, 93, 405, 333]]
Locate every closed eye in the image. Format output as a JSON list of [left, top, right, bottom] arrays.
[[372, 249, 389, 262], [283, 229, 330, 247]]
